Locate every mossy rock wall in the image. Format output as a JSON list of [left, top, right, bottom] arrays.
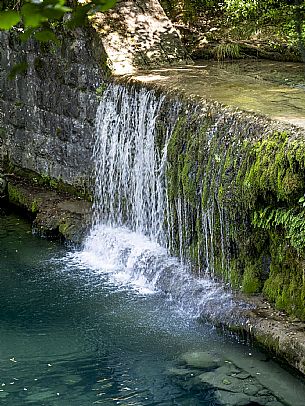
[[164, 101, 305, 319], [1, 25, 305, 321], [0, 28, 108, 196]]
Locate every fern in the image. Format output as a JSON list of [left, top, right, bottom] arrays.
[[252, 206, 305, 253]]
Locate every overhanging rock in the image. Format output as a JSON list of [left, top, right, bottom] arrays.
[[91, 0, 189, 74]]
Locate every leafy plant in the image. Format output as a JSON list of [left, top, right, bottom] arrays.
[[213, 42, 240, 60], [252, 205, 305, 253], [0, 0, 117, 42]]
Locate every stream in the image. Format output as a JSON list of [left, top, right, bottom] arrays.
[[1, 73, 305, 406], [1, 212, 305, 406]]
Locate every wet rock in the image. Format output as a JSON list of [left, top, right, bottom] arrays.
[[197, 370, 240, 391], [236, 371, 251, 380], [167, 367, 198, 378], [196, 364, 263, 399], [215, 363, 242, 376], [180, 351, 222, 370], [215, 390, 252, 406], [243, 384, 261, 396], [7, 178, 91, 244]]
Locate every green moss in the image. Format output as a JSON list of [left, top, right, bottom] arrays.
[[31, 199, 39, 213], [4, 161, 93, 202], [254, 332, 280, 354], [7, 183, 27, 207], [96, 83, 107, 98], [241, 263, 262, 294], [58, 220, 71, 235], [229, 266, 241, 290], [243, 131, 305, 205], [7, 183, 40, 215], [262, 235, 305, 319], [164, 106, 305, 319]]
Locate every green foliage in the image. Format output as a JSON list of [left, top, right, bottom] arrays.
[[162, 0, 305, 61], [222, 0, 259, 21], [0, 0, 116, 43], [213, 43, 240, 60], [8, 60, 28, 79], [253, 206, 305, 254], [0, 10, 21, 29]]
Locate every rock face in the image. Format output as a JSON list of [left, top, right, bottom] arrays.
[[91, 0, 189, 74], [239, 296, 305, 376], [0, 28, 104, 194], [6, 176, 91, 244]]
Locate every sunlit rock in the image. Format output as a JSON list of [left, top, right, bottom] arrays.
[[90, 0, 189, 75]]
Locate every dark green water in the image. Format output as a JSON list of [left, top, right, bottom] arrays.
[[1, 213, 305, 406]]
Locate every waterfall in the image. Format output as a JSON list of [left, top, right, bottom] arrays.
[[76, 83, 238, 320], [92, 84, 174, 245]]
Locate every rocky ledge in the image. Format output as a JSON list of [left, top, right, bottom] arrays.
[[237, 295, 305, 376], [0, 175, 91, 244]]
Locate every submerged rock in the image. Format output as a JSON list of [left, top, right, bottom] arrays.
[[180, 351, 222, 370], [62, 374, 83, 385], [214, 390, 253, 406], [167, 367, 198, 378], [26, 389, 56, 401], [171, 355, 286, 406]]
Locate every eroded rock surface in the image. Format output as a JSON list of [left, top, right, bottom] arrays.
[[91, 0, 188, 74]]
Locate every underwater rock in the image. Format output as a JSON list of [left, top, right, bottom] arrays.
[[180, 351, 222, 370], [214, 390, 253, 406], [0, 391, 9, 399], [167, 367, 198, 377], [62, 374, 83, 385], [26, 389, 56, 401], [214, 363, 242, 376]]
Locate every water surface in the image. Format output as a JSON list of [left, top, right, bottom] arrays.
[[1, 213, 305, 405], [133, 60, 305, 128]]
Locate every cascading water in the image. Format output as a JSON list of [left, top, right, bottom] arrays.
[[78, 83, 237, 320], [92, 84, 170, 243]]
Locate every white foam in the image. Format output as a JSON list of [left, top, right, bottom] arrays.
[[67, 224, 234, 318]]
